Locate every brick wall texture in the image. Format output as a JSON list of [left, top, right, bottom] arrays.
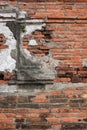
[[0, 0, 87, 130]]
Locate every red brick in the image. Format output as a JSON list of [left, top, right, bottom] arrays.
[[28, 109, 49, 114], [0, 113, 6, 118], [81, 94, 87, 98], [32, 95, 49, 103], [36, 91, 48, 95], [77, 113, 87, 118], [0, 0, 87, 130], [56, 113, 76, 118], [52, 124, 61, 129], [50, 90, 62, 95], [0, 118, 13, 123], [51, 108, 59, 113], [61, 117, 79, 122], [63, 88, 74, 95], [54, 78, 71, 82], [0, 45, 8, 49], [0, 80, 8, 84], [27, 113, 39, 118], [26, 117, 42, 122], [46, 117, 59, 123], [4, 72, 15, 80], [0, 124, 15, 129]]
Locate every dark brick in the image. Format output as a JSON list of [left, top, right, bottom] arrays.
[[17, 103, 40, 108]]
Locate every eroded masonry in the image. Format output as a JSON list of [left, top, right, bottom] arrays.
[[0, 0, 87, 130]]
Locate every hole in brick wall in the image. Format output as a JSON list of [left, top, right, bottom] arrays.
[[0, 34, 6, 45], [0, 73, 4, 80], [83, 118, 87, 122], [78, 119, 82, 122], [45, 51, 49, 55], [45, 33, 51, 39]]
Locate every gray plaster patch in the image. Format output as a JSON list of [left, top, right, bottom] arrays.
[[0, 84, 17, 93], [0, 13, 16, 18], [1, 82, 86, 95], [45, 82, 87, 90], [18, 23, 60, 81], [17, 11, 28, 19]]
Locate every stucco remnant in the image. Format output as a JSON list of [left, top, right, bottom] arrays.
[[28, 39, 38, 46], [19, 22, 60, 81], [0, 23, 16, 72]]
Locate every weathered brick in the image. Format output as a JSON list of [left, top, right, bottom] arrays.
[[0, 0, 87, 130], [46, 117, 59, 123], [32, 95, 49, 103], [61, 117, 79, 123], [49, 90, 62, 95], [54, 78, 71, 82], [18, 96, 28, 103]]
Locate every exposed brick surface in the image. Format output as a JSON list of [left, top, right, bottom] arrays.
[[0, 34, 8, 49], [0, 86, 87, 129], [0, 0, 87, 130]]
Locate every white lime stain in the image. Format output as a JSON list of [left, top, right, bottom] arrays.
[[0, 23, 16, 72]]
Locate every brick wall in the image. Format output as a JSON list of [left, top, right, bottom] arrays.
[[0, 0, 87, 130]]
